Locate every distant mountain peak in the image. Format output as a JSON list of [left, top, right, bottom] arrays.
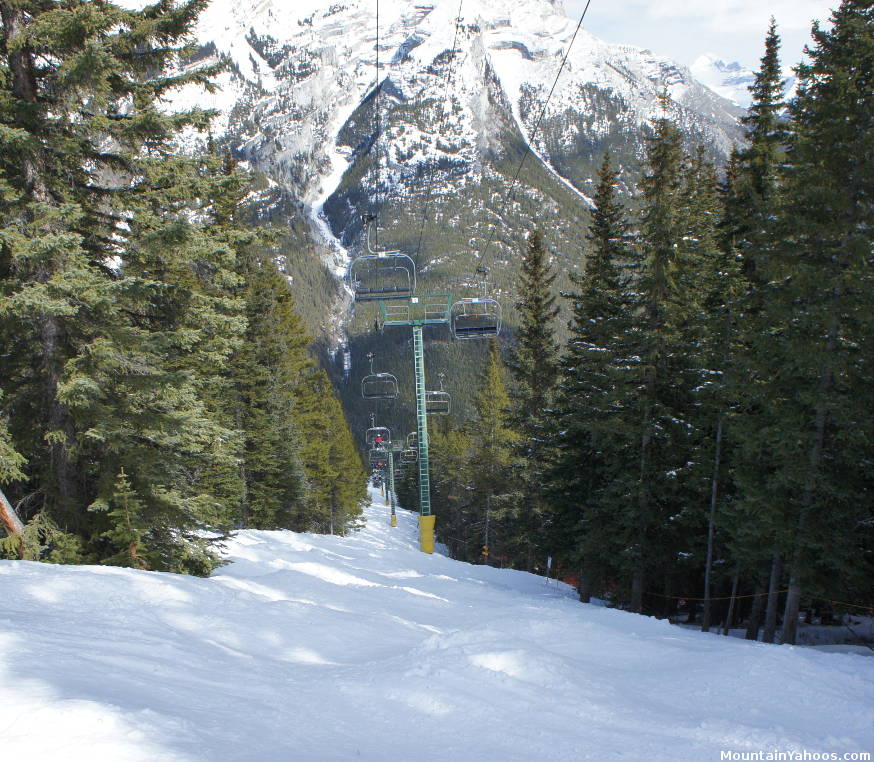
[[691, 54, 756, 107]]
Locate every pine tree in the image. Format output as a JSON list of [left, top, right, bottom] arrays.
[[623, 116, 695, 612], [428, 420, 475, 560], [100, 468, 150, 569], [736, 17, 786, 279], [0, 0, 256, 572], [547, 151, 637, 599], [0, 391, 25, 547], [468, 340, 520, 565], [718, 22, 790, 639], [742, 1, 874, 643], [690, 150, 747, 631], [506, 228, 559, 569], [235, 255, 310, 530], [292, 368, 367, 534], [0, 0, 216, 525]]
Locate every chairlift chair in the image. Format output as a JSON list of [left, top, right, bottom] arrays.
[[406, 431, 418, 449], [365, 426, 392, 448], [348, 219, 416, 302], [368, 447, 389, 469], [361, 352, 399, 400], [451, 297, 501, 339], [451, 267, 501, 339], [425, 372, 451, 415], [401, 448, 418, 465]]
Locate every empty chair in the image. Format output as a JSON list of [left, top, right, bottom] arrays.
[[361, 352, 399, 400], [350, 253, 416, 301], [348, 219, 416, 302], [451, 268, 501, 339], [425, 373, 450, 415], [451, 297, 501, 339]]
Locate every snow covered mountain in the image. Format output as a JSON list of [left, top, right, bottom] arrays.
[[691, 53, 799, 109], [3, 488, 873, 761], [173, 0, 746, 291], [691, 54, 757, 107]]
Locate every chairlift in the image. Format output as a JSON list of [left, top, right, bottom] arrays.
[[368, 446, 389, 469], [361, 352, 399, 400], [365, 427, 391, 448], [406, 431, 418, 449], [425, 372, 450, 415], [401, 448, 418, 465], [348, 219, 416, 301], [451, 298, 501, 339]]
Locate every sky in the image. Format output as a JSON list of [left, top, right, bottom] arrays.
[[567, 0, 838, 70]]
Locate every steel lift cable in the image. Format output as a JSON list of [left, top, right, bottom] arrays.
[[478, 0, 594, 264], [411, 0, 466, 270]]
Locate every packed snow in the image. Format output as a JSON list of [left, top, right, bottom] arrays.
[[2, 487, 872, 761]]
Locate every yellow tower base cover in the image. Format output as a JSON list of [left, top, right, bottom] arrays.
[[418, 514, 436, 554], [390, 513, 397, 527]]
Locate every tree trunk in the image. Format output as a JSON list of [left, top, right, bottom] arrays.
[[632, 403, 653, 615], [630, 568, 644, 613], [702, 417, 724, 632], [0, 487, 25, 558], [782, 336, 834, 645], [745, 581, 766, 640], [722, 565, 741, 635], [762, 553, 782, 643], [780, 574, 803, 645], [482, 493, 491, 565], [2, 1, 78, 515], [578, 568, 591, 603]]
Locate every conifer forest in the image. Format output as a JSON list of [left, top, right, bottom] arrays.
[[1, 0, 872, 652]]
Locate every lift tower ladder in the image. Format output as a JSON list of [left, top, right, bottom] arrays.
[[378, 294, 452, 553], [387, 442, 398, 527], [412, 326, 430, 518]]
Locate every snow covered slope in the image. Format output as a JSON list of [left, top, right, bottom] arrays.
[[2, 488, 873, 761]]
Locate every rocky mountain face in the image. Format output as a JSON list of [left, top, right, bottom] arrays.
[[181, 0, 743, 280], [173, 0, 747, 428]]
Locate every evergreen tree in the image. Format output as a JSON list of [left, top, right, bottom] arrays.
[[0, 0, 216, 528], [428, 420, 475, 560], [736, 17, 786, 279], [690, 150, 746, 631], [739, 1, 874, 643], [718, 23, 789, 639], [620, 116, 696, 612], [506, 229, 559, 569], [467, 340, 520, 565], [230, 251, 311, 530], [100, 468, 150, 570], [0, 0, 254, 572], [293, 367, 367, 534], [0, 391, 26, 548], [547, 151, 637, 600]]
